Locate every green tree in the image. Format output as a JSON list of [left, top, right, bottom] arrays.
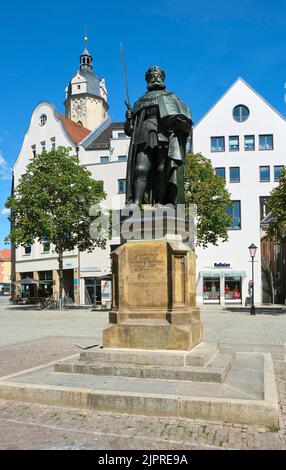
[[185, 152, 232, 247], [6, 147, 107, 307], [267, 168, 286, 241]]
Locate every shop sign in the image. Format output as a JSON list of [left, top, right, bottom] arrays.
[[213, 262, 231, 269]]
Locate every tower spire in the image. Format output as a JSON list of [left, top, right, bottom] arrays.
[[80, 28, 93, 70], [84, 26, 88, 49]]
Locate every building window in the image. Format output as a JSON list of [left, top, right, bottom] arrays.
[[39, 114, 47, 126], [77, 85, 81, 90], [229, 167, 240, 183], [211, 136, 225, 152], [203, 277, 220, 304], [225, 277, 242, 304], [274, 165, 284, 182], [215, 168, 225, 180], [244, 135, 255, 151], [118, 179, 126, 193], [118, 155, 127, 162], [260, 166, 270, 182], [233, 105, 249, 122], [226, 201, 241, 230], [260, 196, 270, 222], [229, 136, 239, 151], [51, 137, 56, 149], [259, 134, 273, 150], [42, 237, 50, 253], [24, 245, 31, 255], [100, 156, 109, 164], [41, 141, 46, 152], [31, 145, 36, 157]]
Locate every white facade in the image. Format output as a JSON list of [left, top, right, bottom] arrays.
[[193, 78, 286, 306]]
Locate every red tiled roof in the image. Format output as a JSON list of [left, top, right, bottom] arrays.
[[57, 113, 91, 145], [0, 249, 11, 262]]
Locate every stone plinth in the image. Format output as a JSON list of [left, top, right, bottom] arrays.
[[103, 239, 203, 350]]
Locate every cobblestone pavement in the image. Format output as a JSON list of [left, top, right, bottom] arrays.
[[0, 297, 286, 449]]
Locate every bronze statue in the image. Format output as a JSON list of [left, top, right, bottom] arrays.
[[124, 66, 192, 207]]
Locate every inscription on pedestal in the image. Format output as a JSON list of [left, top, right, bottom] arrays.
[[126, 247, 167, 308]]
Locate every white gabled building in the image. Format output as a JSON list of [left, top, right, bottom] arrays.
[[193, 78, 286, 306], [12, 40, 129, 306]]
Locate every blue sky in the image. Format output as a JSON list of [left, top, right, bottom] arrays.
[[1, 0, 286, 248]]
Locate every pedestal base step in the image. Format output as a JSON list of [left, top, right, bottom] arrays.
[[80, 342, 218, 367], [0, 350, 279, 427], [55, 348, 232, 383]]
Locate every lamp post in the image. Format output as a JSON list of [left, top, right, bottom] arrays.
[[248, 243, 257, 315]]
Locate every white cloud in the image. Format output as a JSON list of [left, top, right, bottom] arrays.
[[1, 207, 10, 215], [0, 151, 11, 180]]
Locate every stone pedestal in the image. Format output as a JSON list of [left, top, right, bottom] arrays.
[[103, 238, 203, 350]]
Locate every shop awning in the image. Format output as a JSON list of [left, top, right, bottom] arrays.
[[13, 278, 39, 285], [199, 271, 247, 278]]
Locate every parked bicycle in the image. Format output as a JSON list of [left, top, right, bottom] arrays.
[[37, 297, 60, 310]]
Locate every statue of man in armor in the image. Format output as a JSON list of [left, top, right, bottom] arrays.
[[124, 66, 192, 207]]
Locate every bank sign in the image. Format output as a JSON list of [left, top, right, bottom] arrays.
[[212, 262, 232, 269]]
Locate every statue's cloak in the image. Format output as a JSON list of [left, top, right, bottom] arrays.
[[125, 89, 192, 205]]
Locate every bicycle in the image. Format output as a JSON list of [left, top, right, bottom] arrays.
[[37, 298, 60, 310]]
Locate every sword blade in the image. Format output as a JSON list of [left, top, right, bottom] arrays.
[[120, 42, 131, 109]]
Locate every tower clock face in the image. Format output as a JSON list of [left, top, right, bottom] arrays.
[[72, 100, 86, 118]]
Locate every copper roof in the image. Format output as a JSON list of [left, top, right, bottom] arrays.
[[57, 113, 91, 144], [0, 249, 11, 262]]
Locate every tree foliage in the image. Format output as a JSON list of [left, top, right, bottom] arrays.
[[185, 152, 232, 247], [6, 147, 107, 304], [6, 147, 106, 251], [267, 168, 286, 241]]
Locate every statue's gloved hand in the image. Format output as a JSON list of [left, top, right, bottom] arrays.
[[125, 109, 134, 121]]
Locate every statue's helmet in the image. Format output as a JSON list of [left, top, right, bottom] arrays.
[[145, 66, 166, 90]]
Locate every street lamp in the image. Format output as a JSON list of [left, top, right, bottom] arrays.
[[248, 243, 257, 315]]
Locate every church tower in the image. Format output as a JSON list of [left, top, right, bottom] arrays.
[[65, 37, 108, 130]]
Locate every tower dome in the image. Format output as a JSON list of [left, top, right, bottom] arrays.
[[65, 37, 108, 130]]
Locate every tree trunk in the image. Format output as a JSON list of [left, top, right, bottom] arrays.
[[58, 251, 63, 309]]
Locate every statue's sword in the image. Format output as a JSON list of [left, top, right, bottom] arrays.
[[120, 42, 131, 110]]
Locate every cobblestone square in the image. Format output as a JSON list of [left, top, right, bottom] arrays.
[[0, 297, 285, 450]]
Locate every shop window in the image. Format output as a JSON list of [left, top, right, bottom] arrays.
[[203, 277, 220, 304], [225, 277, 242, 304]]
